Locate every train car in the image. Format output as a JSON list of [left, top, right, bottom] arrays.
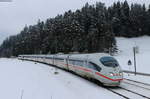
[[18, 53, 123, 86]]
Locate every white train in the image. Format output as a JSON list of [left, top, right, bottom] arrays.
[[18, 53, 123, 86]]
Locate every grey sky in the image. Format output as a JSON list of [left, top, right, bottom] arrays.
[[0, 0, 150, 43]]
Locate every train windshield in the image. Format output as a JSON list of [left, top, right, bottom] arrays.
[[100, 57, 119, 67]]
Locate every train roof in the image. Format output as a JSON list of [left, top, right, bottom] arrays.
[[19, 53, 111, 60], [50, 53, 111, 61]]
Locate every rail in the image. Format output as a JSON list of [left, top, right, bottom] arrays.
[[123, 70, 150, 76]]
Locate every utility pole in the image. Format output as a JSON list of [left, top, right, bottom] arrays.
[[133, 47, 137, 75], [20, 89, 24, 99]]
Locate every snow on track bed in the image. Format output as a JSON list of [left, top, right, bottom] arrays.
[[119, 79, 150, 98], [0, 58, 123, 99], [107, 78, 150, 99], [124, 73, 150, 86], [123, 78, 150, 91], [107, 86, 150, 99], [106, 88, 130, 99], [123, 71, 150, 77]]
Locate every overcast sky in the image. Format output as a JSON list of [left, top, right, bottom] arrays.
[[0, 0, 150, 43]]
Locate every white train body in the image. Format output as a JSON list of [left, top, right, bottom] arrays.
[[18, 53, 123, 86]]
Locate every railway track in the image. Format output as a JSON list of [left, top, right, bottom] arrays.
[[106, 86, 150, 99], [105, 78, 150, 99], [123, 78, 150, 91], [106, 88, 130, 99], [123, 70, 150, 77], [124, 78, 150, 87]]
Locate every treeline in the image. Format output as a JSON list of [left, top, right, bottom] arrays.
[[0, 1, 150, 57]]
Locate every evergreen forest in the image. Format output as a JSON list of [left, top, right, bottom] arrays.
[[0, 1, 150, 57]]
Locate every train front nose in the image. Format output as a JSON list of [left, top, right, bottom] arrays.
[[102, 72, 123, 86], [109, 71, 123, 80], [99, 56, 123, 86]]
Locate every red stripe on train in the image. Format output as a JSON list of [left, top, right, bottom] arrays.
[[74, 66, 123, 82], [95, 72, 123, 81], [74, 66, 92, 72], [57, 62, 123, 82]]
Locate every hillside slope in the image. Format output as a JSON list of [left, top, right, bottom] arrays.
[[115, 36, 150, 73]]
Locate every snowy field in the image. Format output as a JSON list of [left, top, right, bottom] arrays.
[[115, 36, 150, 85], [0, 58, 122, 99], [115, 36, 150, 74]]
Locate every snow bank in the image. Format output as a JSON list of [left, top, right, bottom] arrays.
[[0, 58, 122, 99]]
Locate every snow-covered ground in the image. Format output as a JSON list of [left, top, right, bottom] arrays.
[[115, 36, 150, 85], [115, 36, 150, 74], [0, 58, 122, 99], [0, 36, 150, 99]]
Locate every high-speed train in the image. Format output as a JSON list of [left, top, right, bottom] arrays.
[[18, 53, 123, 86]]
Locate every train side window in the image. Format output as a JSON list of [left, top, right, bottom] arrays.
[[45, 57, 52, 59], [69, 60, 71, 64], [75, 61, 84, 67], [87, 62, 101, 72], [55, 58, 64, 62], [69, 60, 75, 65], [80, 61, 84, 67], [82, 60, 87, 67]]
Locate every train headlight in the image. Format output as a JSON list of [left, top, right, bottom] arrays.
[[110, 73, 114, 76], [119, 72, 123, 76]]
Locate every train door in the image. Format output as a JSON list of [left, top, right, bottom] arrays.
[[82, 59, 92, 78], [53, 55, 55, 65], [72, 60, 82, 75], [66, 55, 70, 70]]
